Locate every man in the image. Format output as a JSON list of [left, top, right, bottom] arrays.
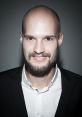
[[0, 5, 82, 117]]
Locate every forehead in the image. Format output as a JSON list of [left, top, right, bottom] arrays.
[[23, 8, 58, 35]]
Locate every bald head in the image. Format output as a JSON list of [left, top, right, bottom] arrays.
[[22, 5, 61, 35]]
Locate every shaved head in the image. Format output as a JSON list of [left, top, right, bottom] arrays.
[[21, 5, 63, 77], [22, 5, 61, 34]]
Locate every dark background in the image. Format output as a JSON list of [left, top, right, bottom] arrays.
[[0, 0, 82, 75]]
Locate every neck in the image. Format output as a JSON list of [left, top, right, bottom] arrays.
[[25, 67, 56, 89]]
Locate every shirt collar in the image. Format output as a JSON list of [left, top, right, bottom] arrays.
[[21, 64, 61, 93]]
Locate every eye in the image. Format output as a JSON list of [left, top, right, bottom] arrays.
[[46, 37, 53, 41], [28, 37, 33, 40], [25, 36, 34, 40]]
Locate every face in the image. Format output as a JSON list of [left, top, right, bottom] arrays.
[[21, 13, 63, 76]]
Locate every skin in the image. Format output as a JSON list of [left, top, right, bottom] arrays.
[[20, 7, 63, 88]]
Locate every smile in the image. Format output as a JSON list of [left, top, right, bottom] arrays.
[[32, 56, 48, 62]]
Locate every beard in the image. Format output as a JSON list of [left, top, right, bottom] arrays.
[[24, 46, 59, 77]]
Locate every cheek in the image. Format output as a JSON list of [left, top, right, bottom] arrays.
[[22, 42, 31, 60], [46, 43, 58, 55], [49, 45, 58, 61], [51, 48, 57, 58], [23, 41, 33, 53]]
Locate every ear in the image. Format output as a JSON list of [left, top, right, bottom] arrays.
[[20, 36, 23, 43], [58, 33, 64, 46], [20, 33, 23, 43]]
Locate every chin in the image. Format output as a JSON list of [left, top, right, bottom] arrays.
[[25, 60, 56, 77]]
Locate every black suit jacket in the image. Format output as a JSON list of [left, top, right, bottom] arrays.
[[0, 66, 82, 117]]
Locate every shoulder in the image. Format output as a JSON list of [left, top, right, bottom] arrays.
[[60, 67, 82, 84], [0, 66, 23, 81], [60, 68, 82, 79], [0, 67, 23, 99], [59, 68, 82, 95]]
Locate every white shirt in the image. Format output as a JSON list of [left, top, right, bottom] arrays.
[[21, 65, 62, 117]]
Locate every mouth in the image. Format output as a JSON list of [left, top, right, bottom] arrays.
[[29, 53, 50, 62], [32, 55, 48, 62]]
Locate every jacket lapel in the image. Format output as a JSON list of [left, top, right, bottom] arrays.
[[55, 68, 73, 117], [11, 67, 28, 117]]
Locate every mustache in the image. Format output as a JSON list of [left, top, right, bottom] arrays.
[[29, 52, 51, 58]]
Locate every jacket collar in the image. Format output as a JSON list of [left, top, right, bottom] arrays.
[[55, 68, 74, 117]]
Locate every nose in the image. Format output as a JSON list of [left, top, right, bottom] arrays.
[[34, 39, 45, 54]]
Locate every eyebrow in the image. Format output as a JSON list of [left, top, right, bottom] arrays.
[[22, 34, 57, 38]]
